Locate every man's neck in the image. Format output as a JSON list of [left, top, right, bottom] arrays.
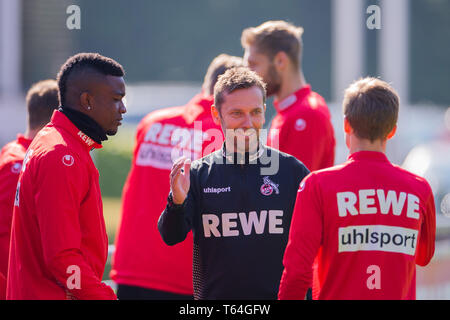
[[275, 70, 307, 102], [24, 127, 41, 140], [348, 136, 387, 154]]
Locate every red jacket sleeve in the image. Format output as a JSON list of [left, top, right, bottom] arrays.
[[0, 270, 6, 300], [278, 173, 323, 300], [0, 161, 21, 277], [34, 150, 116, 300], [277, 111, 335, 172], [416, 183, 436, 266]]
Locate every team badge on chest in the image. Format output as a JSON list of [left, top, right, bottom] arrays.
[[260, 176, 279, 196]]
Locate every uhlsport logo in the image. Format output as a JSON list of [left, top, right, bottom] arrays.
[[260, 176, 279, 196]]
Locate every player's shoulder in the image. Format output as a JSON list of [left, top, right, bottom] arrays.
[[306, 90, 328, 108], [0, 139, 25, 165], [391, 163, 434, 195], [140, 106, 185, 126], [303, 162, 348, 184], [136, 105, 187, 137], [264, 145, 310, 174], [29, 128, 84, 167], [191, 149, 221, 170], [265, 145, 300, 163]]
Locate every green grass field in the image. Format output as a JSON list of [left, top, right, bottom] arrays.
[[103, 196, 122, 244]]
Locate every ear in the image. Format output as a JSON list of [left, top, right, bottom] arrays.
[[262, 103, 267, 125], [274, 51, 288, 71], [80, 92, 92, 111], [211, 105, 221, 126], [386, 125, 397, 140], [344, 117, 353, 134]]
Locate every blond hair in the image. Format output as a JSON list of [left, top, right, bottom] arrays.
[[241, 20, 304, 68]]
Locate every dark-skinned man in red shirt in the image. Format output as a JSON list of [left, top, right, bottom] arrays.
[[7, 53, 126, 300]]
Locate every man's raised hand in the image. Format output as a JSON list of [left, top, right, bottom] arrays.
[[170, 156, 191, 205]]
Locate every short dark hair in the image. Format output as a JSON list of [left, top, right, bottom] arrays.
[[214, 67, 267, 111], [202, 54, 243, 96], [56, 52, 125, 106], [26, 79, 59, 130], [343, 77, 399, 142]]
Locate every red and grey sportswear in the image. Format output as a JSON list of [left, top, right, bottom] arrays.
[[0, 134, 32, 300], [278, 151, 436, 300], [7, 110, 116, 300], [267, 85, 335, 171]]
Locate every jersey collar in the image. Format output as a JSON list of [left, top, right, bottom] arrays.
[[184, 93, 214, 124], [50, 110, 103, 151], [347, 151, 389, 163], [274, 85, 311, 114], [221, 142, 265, 164]]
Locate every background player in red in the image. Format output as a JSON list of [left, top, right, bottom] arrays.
[[0, 79, 59, 300], [278, 77, 436, 300], [111, 54, 242, 300], [241, 20, 335, 172], [7, 53, 126, 300]]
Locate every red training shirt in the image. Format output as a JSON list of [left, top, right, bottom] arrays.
[[278, 151, 436, 300], [267, 85, 335, 171], [111, 93, 223, 295], [0, 134, 32, 299], [7, 111, 116, 300]]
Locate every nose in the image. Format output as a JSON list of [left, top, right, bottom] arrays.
[[241, 114, 253, 129], [120, 101, 127, 114]]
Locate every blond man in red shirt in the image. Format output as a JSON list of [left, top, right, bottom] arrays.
[[241, 20, 335, 172]]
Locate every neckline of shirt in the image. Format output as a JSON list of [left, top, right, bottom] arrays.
[[274, 85, 312, 113], [50, 110, 103, 151]]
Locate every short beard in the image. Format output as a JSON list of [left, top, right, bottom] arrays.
[[106, 129, 118, 136], [265, 63, 282, 97]]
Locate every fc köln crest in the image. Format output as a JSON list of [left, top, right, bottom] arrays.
[[260, 176, 279, 196]]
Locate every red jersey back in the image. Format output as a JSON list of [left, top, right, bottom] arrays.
[[0, 135, 32, 299], [111, 94, 223, 294], [7, 111, 116, 300], [267, 85, 335, 171], [279, 151, 436, 300]]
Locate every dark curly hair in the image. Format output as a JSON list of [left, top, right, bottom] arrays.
[[56, 52, 124, 106]]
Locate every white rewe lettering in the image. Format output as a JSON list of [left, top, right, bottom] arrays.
[[144, 123, 162, 142], [239, 211, 267, 235], [222, 213, 239, 237], [377, 190, 406, 216], [157, 124, 176, 145], [202, 210, 284, 238], [78, 131, 94, 146], [337, 192, 358, 217], [268, 210, 284, 234], [337, 189, 420, 220], [202, 214, 220, 237], [359, 189, 377, 214], [406, 194, 420, 219]]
